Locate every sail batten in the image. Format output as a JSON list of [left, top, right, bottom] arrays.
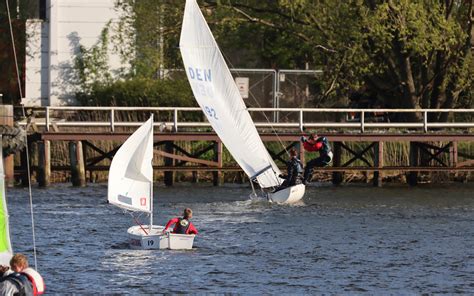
[[180, 0, 281, 188], [108, 117, 154, 212]]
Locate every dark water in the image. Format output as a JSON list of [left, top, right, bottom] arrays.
[[6, 183, 474, 294]]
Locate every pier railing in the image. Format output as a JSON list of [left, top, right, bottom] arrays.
[[18, 106, 474, 133]]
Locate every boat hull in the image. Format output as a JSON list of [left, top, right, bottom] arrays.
[[268, 184, 305, 204], [127, 225, 195, 250]]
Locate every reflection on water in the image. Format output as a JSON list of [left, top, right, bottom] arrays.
[[6, 183, 474, 293]]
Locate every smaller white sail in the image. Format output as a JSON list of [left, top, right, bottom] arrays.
[[0, 136, 13, 265], [108, 117, 154, 213]]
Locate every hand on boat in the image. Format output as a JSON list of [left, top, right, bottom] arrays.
[[0, 265, 9, 274]]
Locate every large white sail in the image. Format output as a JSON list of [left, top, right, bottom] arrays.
[[0, 137, 13, 265], [108, 117, 154, 212], [179, 0, 281, 188]]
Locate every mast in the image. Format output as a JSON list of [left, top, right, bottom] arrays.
[[149, 114, 154, 231]]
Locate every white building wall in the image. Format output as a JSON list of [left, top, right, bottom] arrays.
[[24, 20, 49, 106], [24, 0, 123, 106]]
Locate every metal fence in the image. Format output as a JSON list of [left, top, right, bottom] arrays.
[[165, 68, 323, 122], [17, 106, 474, 133]]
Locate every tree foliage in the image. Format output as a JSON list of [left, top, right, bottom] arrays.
[[204, 0, 473, 120], [74, 0, 473, 118]]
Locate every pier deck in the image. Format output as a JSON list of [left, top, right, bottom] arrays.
[[2, 106, 473, 187]]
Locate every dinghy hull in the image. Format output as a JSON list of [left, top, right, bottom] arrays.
[[269, 184, 305, 204], [127, 225, 195, 250]]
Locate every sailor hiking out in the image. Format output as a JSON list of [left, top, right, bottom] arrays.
[[301, 133, 333, 184]]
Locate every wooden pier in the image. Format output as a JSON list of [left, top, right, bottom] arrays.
[[4, 106, 474, 187]]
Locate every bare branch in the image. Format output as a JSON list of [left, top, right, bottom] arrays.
[[229, 6, 336, 53]]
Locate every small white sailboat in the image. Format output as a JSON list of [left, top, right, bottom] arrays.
[[107, 116, 195, 250], [179, 0, 305, 203]]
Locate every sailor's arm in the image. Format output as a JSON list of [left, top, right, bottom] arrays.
[[164, 218, 179, 231], [188, 223, 198, 235]]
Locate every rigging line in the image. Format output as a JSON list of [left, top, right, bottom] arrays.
[[220, 53, 290, 157], [131, 214, 149, 235], [5, 0, 38, 270]]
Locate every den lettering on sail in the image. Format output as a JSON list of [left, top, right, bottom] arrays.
[[187, 67, 218, 120], [188, 67, 212, 82]]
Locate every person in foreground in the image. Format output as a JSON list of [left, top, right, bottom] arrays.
[[163, 208, 198, 235], [301, 133, 333, 184], [0, 253, 43, 296], [277, 148, 304, 191]]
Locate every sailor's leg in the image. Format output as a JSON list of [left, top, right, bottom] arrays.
[[314, 156, 326, 167], [303, 158, 318, 182]]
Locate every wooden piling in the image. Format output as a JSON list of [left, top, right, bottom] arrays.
[[298, 141, 305, 164], [213, 140, 223, 186], [82, 141, 88, 183], [69, 141, 86, 187], [192, 171, 199, 183], [19, 146, 29, 186], [332, 142, 343, 185], [408, 142, 418, 186], [4, 155, 14, 187], [373, 141, 383, 187], [38, 140, 51, 187], [450, 141, 460, 181], [30, 141, 38, 184], [0, 105, 14, 187], [164, 141, 174, 186]]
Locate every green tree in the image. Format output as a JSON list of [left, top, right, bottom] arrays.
[[112, 0, 186, 77], [75, 1, 194, 107], [206, 0, 473, 120]]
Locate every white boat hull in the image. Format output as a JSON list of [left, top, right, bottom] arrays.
[[127, 225, 195, 250], [268, 184, 305, 204]]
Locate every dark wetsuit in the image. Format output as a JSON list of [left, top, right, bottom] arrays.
[[280, 156, 304, 189]]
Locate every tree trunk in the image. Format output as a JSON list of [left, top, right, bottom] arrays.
[[394, 41, 421, 121]]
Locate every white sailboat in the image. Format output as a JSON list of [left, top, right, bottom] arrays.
[[179, 0, 305, 203], [107, 116, 195, 249]]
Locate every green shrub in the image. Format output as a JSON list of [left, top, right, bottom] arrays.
[[76, 77, 195, 107]]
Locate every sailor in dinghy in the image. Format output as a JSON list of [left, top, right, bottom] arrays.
[[275, 148, 304, 192], [0, 253, 45, 295], [163, 208, 198, 235], [108, 115, 196, 250]]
